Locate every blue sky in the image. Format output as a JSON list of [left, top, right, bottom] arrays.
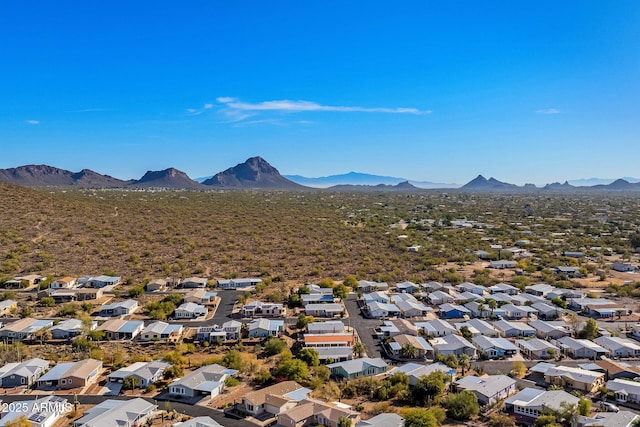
[[1, 2, 639, 185]]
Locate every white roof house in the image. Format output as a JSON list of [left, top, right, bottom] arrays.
[[415, 319, 456, 337], [73, 397, 156, 427], [389, 362, 456, 386], [430, 335, 476, 357], [594, 336, 640, 358], [516, 338, 559, 359], [505, 388, 579, 420], [455, 319, 500, 337], [493, 320, 536, 337], [455, 374, 517, 405]]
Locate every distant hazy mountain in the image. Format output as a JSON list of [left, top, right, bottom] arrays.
[[284, 171, 458, 189], [568, 177, 640, 186], [202, 157, 305, 189], [327, 181, 421, 191], [543, 181, 575, 191], [130, 168, 203, 189]]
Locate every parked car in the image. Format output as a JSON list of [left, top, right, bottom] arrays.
[[599, 402, 619, 412]]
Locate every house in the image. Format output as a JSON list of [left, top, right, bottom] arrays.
[[568, 298, 616, 311], [366, 302, 400, 318], [493, 320, 536, 338], [363, 291, 391, 304], [50, 318, 97, 339], [108, 360, 172, 388], [75, 287, 104, 301], [356, 414, 404, 427], [516, 338, 560, 359], [395, 281, 419, 293], [553, 266, 583, 278], [430, 335, 476, 357], [73, 398, 156, 427], [301, 293, 335, 304], [49, 290, 77, 303], [556, 336, 609, 359], [146, 278, 168, 292], [242, 301, 285, 318], [37, 359, 102, 390], [594, 336, 640, 358], [584, 304, 629, 318], [216, 277, 262, 289], [525, 283, 555, 297], [96, 319, 145, 340], [175, 302, 208, 319], [528, 319, 571, 340], [392, 293, 431, 318], [457, 282, 486, 295], [218, 320, 243, 340], [532, 362, 605, 393], [357, 280, 389, 293], [612, 262, 635, 272], [98, 299, 138, 317], [472, 335, 519, 359], [390, 334, 434, 359], [304, 333, 354, 349], [0, 318, 53, 342], [0, 358, 49, 387], [169, 364, 238, 398], [327, 357, 388, 379], [14, 274, 46, 286], [438, 303, 471, 319], [51, 277, 76, 289], [531, 302, 560, 319], [182, 277, 209, 288], [464, 301, 492, 318], [455, 375, 517, 405], [140, 321, 184, 341], [0, 396, 69, 427], [488, 282, 519, 295], [607, 378, 640, 404], [502, 304, 537, 320], [184, 288, 217, 304], [580, 412, 639, 427], [241, 381, 311, 417], [304, 303, 343, 318], [416, 319, 456, 337], [307, 321, 345, 335], [455, 291, 484, 303], [595, 358, 640, 380], [428, 291, 454, 305], [455, 319, 500, 337], [422, 282, 444, 293], [174, 417, 223, 427], [87, 275, 121, 288], [489, 260, 517, 269], [0, 299, 17, 316], [389, 362, 456, 386], [277, 399, 361, 427], [505, 388, 579, 421], [248, 318, 285, 338]]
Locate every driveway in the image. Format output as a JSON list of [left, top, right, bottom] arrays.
[[343, 294, 384, 359]]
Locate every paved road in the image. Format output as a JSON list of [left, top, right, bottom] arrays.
[[343, 294, 384, 359]]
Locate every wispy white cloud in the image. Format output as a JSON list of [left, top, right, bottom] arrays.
[[185, 108, 203, 116], [26, 120, 40, 125], [216, 97, 431, 115], [68, 108, 108, 113], [535, 108, 561, 114]]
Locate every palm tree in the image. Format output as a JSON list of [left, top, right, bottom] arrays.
[[487, 299, 497, 317], [477, 302, 486, 318], [459, 354, 471, 375], [399, 343, 418, 359]]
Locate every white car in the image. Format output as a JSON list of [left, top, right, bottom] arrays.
[[599, 402, 619, 412]]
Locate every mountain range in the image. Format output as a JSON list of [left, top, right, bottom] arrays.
[[1, 158, 640, 192]]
